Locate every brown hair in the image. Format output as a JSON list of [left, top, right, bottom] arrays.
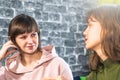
[[86, 5, 120, 71], [8, 14, 41, 51]]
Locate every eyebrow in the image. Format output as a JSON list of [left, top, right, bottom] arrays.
[[88, 17, 97, 23]]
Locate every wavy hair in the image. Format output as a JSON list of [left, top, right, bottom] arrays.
[[86, 5, 120, 71]]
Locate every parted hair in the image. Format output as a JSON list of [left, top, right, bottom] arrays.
[[8, 14, 41, 51]]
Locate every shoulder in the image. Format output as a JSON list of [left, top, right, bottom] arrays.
[[51, 56, 71, 73], [47, 56, 70, 71], [52, 56, 68, 66]]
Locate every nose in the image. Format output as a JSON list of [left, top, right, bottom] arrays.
[[27, 36, 33, 44], [83, 27, 88, 36]]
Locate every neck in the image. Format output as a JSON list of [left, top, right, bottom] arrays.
[[94, 48, 108, 61], [20, 51, 42, 66]]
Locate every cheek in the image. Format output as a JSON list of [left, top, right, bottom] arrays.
[[17, 41, 22, 46], [34, 37, 39, 43], [15, 39, 24, 49], [87, 30, 101, 47]]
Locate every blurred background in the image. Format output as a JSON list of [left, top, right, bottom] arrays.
[[0, 0, 119, 77]]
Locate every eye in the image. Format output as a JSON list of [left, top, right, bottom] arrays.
[[88, 22, 92, 27], [20, 36, 26, 39], [31, 32, 37, 37]]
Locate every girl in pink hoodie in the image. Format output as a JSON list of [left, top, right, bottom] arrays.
[[0, 14, 73, 80]]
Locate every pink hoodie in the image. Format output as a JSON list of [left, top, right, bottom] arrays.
[[0, 45, 73, 80]]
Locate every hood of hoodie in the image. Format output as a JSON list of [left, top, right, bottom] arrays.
[[5, 45, 58, 74]]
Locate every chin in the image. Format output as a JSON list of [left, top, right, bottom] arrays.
[[23, 50, 36, 54], [85, 45, 92, 50], [85, 45, 89, 49]]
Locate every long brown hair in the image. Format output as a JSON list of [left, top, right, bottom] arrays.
[[8, 14, 41, 52], [86, 5, 120, 71]]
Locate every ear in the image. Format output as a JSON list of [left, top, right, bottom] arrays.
[[8, 36, 11, 40]]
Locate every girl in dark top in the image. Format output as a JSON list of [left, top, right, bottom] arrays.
[[83, 4, 120, 80]]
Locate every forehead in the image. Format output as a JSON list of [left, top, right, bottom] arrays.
[[18, 31, 37, 35]]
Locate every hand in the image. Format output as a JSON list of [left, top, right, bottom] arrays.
[[0, 40, 17, 60]]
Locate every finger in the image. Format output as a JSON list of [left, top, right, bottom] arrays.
[[5, 49, 17, 57]]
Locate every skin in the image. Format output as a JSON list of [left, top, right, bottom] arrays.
[[83, 17, 108, 61], [0, 31, 42, 68], [0, 31, 66, 80], [0, 31, 65, 79], [15, 31, 39, 54], [15, 31, 42, 67], [0, 40, 17, 60]]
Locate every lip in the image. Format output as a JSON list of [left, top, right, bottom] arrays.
[[84, 38, 88, 44], [84, 37, 87, 41], [27, 45, 35, 49]]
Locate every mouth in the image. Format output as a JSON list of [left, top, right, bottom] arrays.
[[84, 37, 87, 41], [27, 45, 35, 49], [84, 38, 88, 44]]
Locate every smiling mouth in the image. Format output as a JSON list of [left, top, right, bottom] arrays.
[[27, 46, 35, 49]]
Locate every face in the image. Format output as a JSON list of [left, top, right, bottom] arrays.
[[83, 17, 103, 51], [15, 31, 39, 54]]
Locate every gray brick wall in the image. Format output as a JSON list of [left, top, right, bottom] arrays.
[[0, 0, 98, 77]]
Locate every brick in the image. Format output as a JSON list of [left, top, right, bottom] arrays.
[[0, 19, 10, 28], [11, 0, 23, 9], [0, 28, 8, 36], [43, 0, 61, 4], [76, 40, 85, 48], [0, 0, 11, 8], [62, 14, 77, 23], [0, 36, 8, 45], [48, 13, 60, 21], [16, 10, 34, 17], [62, 0, 71, 4], [38, 22, 43, 29], [42, 22, 67, 31], [68, 7, 82, 14], [20, 0, 43, 2], [71, 0, 82, 7], [41, 37, 52, 46], [75, 47, 84, 55], [77, 55, 89, 66], [41, 30, 48, 37], [61, 32, 74, 39], [69, 24, 77, 32], [34, 11, 49, 21], [41, 12, 48, 21], [52, 38, 64, 46], [69, 55, 76, 64], [55, 47, 64, 56], [44, 5, 66, 13], [64, 39, 76, 47], [24, 2, 43, 10], [34, 10, 42, 20], [78, 24, 87, 32], [0, 8, 14, 18], [0, 0, 22, 9], [65, 48, 74, 55], [70, 64, 82, 72], [24, 2, 35, 9], [49, 31, 60, 37], [76, 13, 82, 22], [75, 32, 84, 40], [62, 56, 69, 63]]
